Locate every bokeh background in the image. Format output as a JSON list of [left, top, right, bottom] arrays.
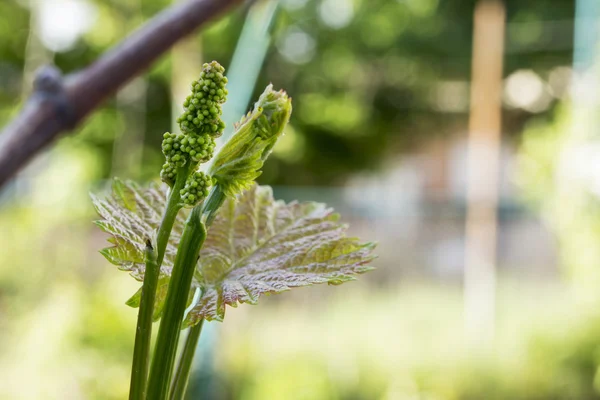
[[2, 0, 600, 398]]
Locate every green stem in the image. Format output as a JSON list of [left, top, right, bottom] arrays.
[[166, 185, 226, 398], [147, 206, 207, 400], [201, 184, 227, 226], [129, 243, 158, 400], [156, 167, 190, 264], [169, 320, 204, 400], [129, 167, 188, 400]]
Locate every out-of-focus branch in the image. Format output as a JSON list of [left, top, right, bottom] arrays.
[[0, 0, 245, 190]]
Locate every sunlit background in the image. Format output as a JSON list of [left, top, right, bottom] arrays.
[[2, 0, 600, 398]]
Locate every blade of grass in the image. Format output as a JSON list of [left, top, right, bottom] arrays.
[[216, 0, 279, 147]]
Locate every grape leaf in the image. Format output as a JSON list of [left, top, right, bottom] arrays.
[[92, 180, 376, 323], [91, 178, 180, 280]]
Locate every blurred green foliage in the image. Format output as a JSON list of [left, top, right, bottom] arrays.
[[0, 0, 575, 186], [517, 97, 600, 297], [5, 162, 600, 400], [0, 1, 594, 399], [211, 280, 600, 400], [0, 140, 599, 399]]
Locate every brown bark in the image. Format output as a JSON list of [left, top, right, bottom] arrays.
[[0, 0, 245, 189]]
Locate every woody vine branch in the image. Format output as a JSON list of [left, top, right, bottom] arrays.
[[0, 0, 246, 190]]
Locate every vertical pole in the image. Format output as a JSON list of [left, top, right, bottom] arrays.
[[112, 77, 147, 179], [571, 0, 600, 139], [464, 0, 505, 348], [22, 0, 53, 100], [560, 0, 600, 298], [111, 0, 147, 179], [573, 0, 600, 77], [571, 0, 600, 130], [171, 36, 202, 130]]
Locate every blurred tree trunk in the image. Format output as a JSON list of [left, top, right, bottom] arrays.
[[0, 0, 244, 190]]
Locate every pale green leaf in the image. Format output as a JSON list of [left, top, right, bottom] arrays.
[[187, 184, 376, 323], [91, 179, 177, 280], [93, 182, 376, 322], [126, 277, 171, 321]]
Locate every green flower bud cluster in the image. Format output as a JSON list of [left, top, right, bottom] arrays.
[[160, 61, 228, 187], [180, 171, 212, 207], [161, 132, 213, 166], [160, 132, 216, 184], [178, 61, 228, 138]]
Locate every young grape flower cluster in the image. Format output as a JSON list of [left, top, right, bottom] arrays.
[[178, 62, 227, 137], [180, 171, 213, 206], [160, 61, 228, 206]]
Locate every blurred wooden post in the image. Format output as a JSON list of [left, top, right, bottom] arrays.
[[22, 0, 53, 100], [112, 0, 147, 179], [464, 0, 505, 348], [112, 77, 147, 179], [171, 33, 202, 130]]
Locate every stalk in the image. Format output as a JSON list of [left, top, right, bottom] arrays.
[[201, 184, 227, 226], [129, 243, 158, 400], [142, 75, 286, 399], [142, 61, 227, 399], [169, 320, 204, 400], [129, 166, 188, 400], [147, 205, 207, 400], [167, 185, 226, 399], [156, 167, 189, 264]]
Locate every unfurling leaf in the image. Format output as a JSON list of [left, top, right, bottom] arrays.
[[209, 84, 292, 197], [93, 181, 376, 323]]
